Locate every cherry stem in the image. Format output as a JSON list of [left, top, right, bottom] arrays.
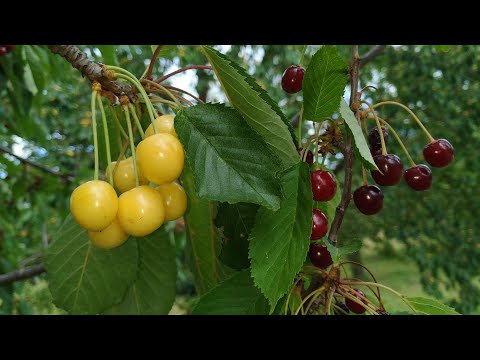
[[314, 122, 322, 169], [299, 45, 308, 66], [149, 96, 179, 109], [142, 45, 163, 80], [295, 285, 326, 315], [331, 302, 349, 315], [336, 288, 377, 315], [339, 286, 379, 312], [163, 85, 203, 104], [284, 277, 303, 315], [361, 101, 387, 156], [123, 105, 139, 187], [109, 106, 128, 140], [96, 94, 113, 186], [90, 91, 99, 181], [128, 103, 145, 139], [372, 101, 435, 143], [375, 116, 416, 167], [155, 65, 213, 83], [325, 285, 336, 315], [340, 261, 382, 303], [298, 105, 304, 144], [340, 280, 418, 314], [141, 79, 183, 108], [362, 165, 368, 186]]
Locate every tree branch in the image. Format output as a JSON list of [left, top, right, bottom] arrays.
[[0, 264, 45, 286], [47, 45, 134, 97], [359, 45, 388, 68], [327, 45, 360, 246], [143, 45, 163, 80], [0, 145, 73, 182]]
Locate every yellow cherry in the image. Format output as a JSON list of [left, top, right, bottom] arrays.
[[70, 180, 118, 231], [156, 182, 188, 221], [117, 185, 165, 237], [145, 114, 176, 138], [136, 133, 184, 185], [88, 217, 129, 249], [106, 157, 149, 193]]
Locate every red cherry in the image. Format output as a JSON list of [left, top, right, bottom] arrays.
[[345, 289, 367, 314], [308, 243, 333, 268], [311, 170, 336, 202], [297, 148, 313, 166], [423, 139, 454, 168], [371, 154, 404, 186], [368, 126, 389, 151], [353, 185, 383, 215], [404, 164, 432, 191], [281, 65, 305, 94], [310, 209, 328, 240]]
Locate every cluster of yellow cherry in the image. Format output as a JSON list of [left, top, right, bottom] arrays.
[[70, 115, 187, 249]]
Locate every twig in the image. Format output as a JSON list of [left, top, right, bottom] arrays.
[[0, 264, 45, 286], [359, 45, 388, 68], [47, 45, 134, 97], [327, 45, 360, 247], [155, 65, 213, 83], [143, 45, 163, 80], [163, 85, 205, 104], [0, 145, 73, 182]]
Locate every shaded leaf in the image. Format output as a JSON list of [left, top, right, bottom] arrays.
[[406, 297, 460, 315]]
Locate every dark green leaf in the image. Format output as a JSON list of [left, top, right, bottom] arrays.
[[108, 228, 176, 314], [202, 46, 299, 170], [215, 202, 259, 270], [97, 46, 118, 66], [192, 270, 269, 315], [175, 103, 282, 210], [44, 215, 138, 314], [182, 159, 223, 295], [406, 297, 460, 315], [324, 238, 362, 264], [339, 99, 378, 170], [249, 162, 313, 311], [303, 46, 348, 121]]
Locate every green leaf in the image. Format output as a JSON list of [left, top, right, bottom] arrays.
[[192, 270, 269, 315], [249, 161, 313, 311], [201, 45, 299, 170], [315, 165, 341, 224], [406, 297, 460, 315], [175, 103, 282, 210], [303, 45, 348, 121], [151, 45, 176, 59], [182, 159, 223, 295], [324, 238, 362, 264], [433, 45, 452, 53], [97, 45, 118, 66], [339, 99, 378, 170], [215, 202, 259, 270], [108, 228, 176, 314], [44, 215, 138, 314]]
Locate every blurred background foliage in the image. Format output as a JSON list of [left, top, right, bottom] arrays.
[[0, 45, 478, 314]]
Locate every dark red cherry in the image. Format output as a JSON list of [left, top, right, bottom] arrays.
[[370, 146, 382, 157], [371, 154, 404, 186], [334, 302, 350, 315], [0, 45, 15, 56], [353, 185, 384, 215], [423, 139, 454, 168], [368, 126, 389, 151], [311, 170, 336, 202], [308, 243, 333, 268], [345, 289, 367, 314], [310, 209, 328, 240], [297, 148, 313, 166], [404, 164, 432, 191], [281, 65, 305, 94]]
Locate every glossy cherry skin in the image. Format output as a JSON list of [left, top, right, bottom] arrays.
[[310, 209, 328, 240], [423, 139, 454, 168], [370, 146, 382, 157], [308, 243, 333, 268], [311, 170, 336, 201], [145, 114, 177, 138], [156, 182, 188, 221], [0, 45, 15, 56], [297, 148, 313, 166], [368, 126, 389, 151], [106, 157, 149, 193], [353, 185, 384, 215], [70, 180, 119, 231], [371, 154, 404, 186], [281, 65, 305, 94], [404, 164, 432, 191], [88, 217, 129, 249], [345, 289, 367, 314]]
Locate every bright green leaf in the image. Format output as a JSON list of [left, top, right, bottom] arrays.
[[406, 297, 460, 315], [433, 45, 453, 53], [215, 202, 259, 270], [201, 45, 299, 170], [44, 215, 138, 314], [175, 103, 282, 210], [324, 238, 362, 264], [303, 45, 348, 121], [192, 270, 269, 315], [151, 45, 176, 59], [249, 161, 313, 311], [97, 45, 118, 66], [108, 228, 176, 314], [339, 99, 378, 170]]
